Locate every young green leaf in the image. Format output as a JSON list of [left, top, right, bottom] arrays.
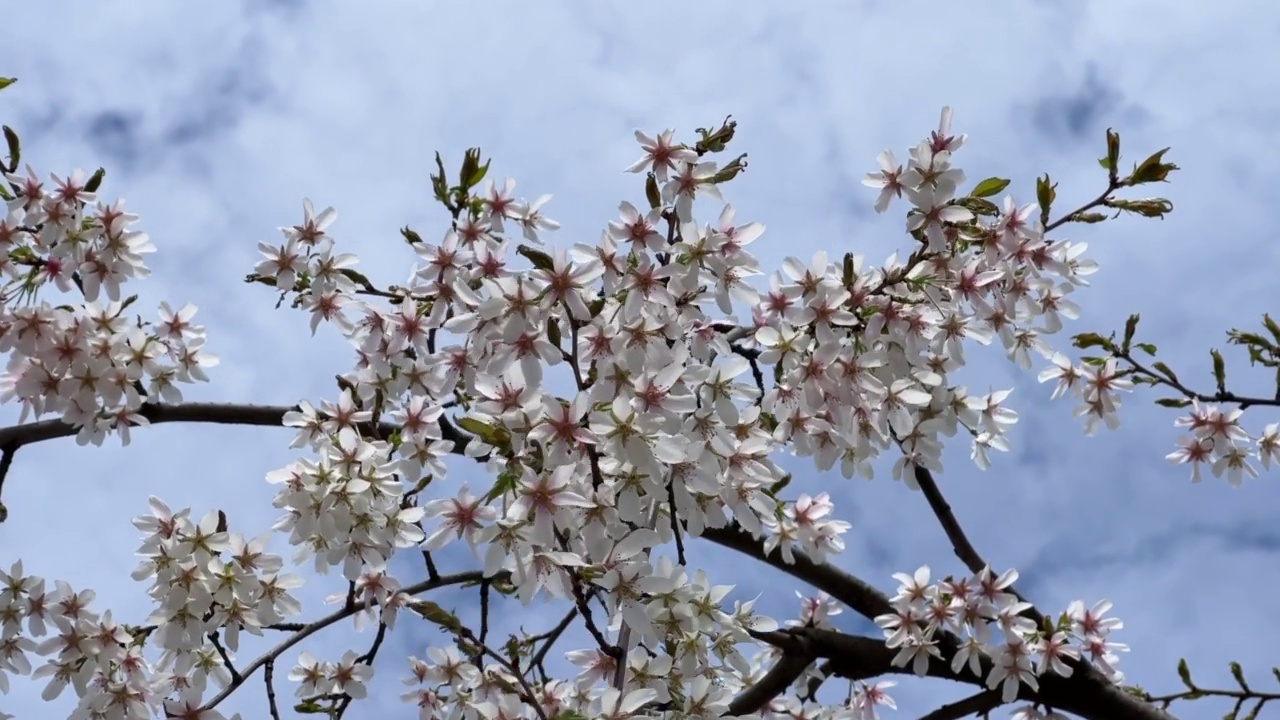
[[970, 177, 1011, 198], [1176, 658, 1194, 688], [1211, 349, 1226, 394], [1262, 314, 1280, 344], [84, 167, 106, 193], [1104, 128, 1120, 179], [547, 318, 562, 349], [517, 244, 555, 271], [1072, 332, 1114, 351], [1122, 314, 1140, 351], [645, 173, 661, 209], [1125, 147, 1178, 185], [1230, 661, 1248, 689], [956, 197, 999, 216], [401, 226, 424, 246], [3, 125, 19, 173], [406, 599, 464, 633], [1152, 361, 1178, 382], [1036, 174, 1056, 226]]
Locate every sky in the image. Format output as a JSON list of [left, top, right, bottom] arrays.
[[2, 1, 1279, 718]]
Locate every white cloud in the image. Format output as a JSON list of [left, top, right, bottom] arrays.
[[2, 1, 1278, 717]]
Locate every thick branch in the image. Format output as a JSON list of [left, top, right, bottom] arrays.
[[753, 627, 1174, 720], [909, 466, 1174, 720], [0, 400, 470, 454], [700, 523, 894, 621], [727, 650, 815, 716]]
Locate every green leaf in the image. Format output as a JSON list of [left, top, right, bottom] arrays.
[[0, 78, 16, 91], [1036, 174, 1056, 226], [644, 172, 661, 209], [407, 599, 464, 633], [2, 125, 19, 173], [457, 417, 501, 443], [1177, 658, 1194, 688], [1135, 342, 1157, 356], [431, 151, 449, 204], [1126, 147, 1178, 185], [517, 244, 555, 271], [84, 167, 106, 193], [338, 268, 372, 289], [842, 252, 855, 287], [459, 147, 490, 191], [1262, 314, 1280, 344], [1230, 661, 1248, 689], [1122, 314, 1140, 351], [1152, 361, 1178, 382], [244, 272, 278, 287], [709, 153, 748, 184], [1105, 197, 1174, 219], [1069, 211, 1108, 224], [1211, 349, 1227, 394], [694, 116, 736, 154], [1072, 332, 1113, 351], [1155, 397, 1191, 408], [547, 318, 562, 349], [1104, 128, 1120, 176], [483, 467, 521, 503], [956, 196, 999, 217], [970, 177, 1010, 198], [768, 473, 791, 497], [401, 226, 423, 246]]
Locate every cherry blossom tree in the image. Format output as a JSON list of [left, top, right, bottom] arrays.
[[0, 74, 1274, 720]]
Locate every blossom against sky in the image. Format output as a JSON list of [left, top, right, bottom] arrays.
[[2, 2, 1279, 718]]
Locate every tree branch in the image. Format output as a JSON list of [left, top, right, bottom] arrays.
[[727, 648, 815, 716], [198, 570, 487, 712], [699, 523, 894, 621], [752, 627, 1175, 720], [0, 400, 470, 454], [909, 466, 1175, 720], [917, 690, 1003, 720]]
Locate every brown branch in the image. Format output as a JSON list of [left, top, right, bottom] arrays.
[[198, 570, 488, 712], [699, 523, 894, 621], [0, 400, 471, 453], [727, 647, 815, 716], [753, 627, 1175, 720], [909, 466, 1175, 720], [912, 465, 1041, 623], [917, 691, 1003, 720]]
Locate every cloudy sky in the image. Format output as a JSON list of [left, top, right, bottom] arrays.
[[3, 1, 1279, 718]]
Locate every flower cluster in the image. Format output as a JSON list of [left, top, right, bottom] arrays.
[[0, 522, 268, 720], [875, 565, 1126, 710], [0, 105, 1182, 720], [1037, 349, 1280, 486], [0, 166, 216, 445], [1167, 401, 1279, 485]]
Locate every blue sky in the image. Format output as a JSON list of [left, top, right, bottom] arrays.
[[3, 2, 1279, 718]]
